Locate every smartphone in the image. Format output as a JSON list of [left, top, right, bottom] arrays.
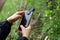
[[18, 7, 35, 30]]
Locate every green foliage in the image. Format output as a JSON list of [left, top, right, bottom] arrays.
[[0, 0, 60, 40]]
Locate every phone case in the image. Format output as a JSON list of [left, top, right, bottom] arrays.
[[18, 7, 35, 30]]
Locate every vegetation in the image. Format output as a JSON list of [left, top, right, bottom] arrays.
[[0, 0, 60, 40]]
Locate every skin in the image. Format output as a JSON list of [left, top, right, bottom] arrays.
[[19, 25, 31, 38], [7, 11, 31, 38], [7, 11, 24, 23], [0, 0, 31, 38]]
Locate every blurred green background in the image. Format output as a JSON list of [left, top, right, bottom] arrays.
[[0, 0, 60, 40]]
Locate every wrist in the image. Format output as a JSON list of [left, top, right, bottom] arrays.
[[22, 34, 28, 38], [7, 18, 13, 23]]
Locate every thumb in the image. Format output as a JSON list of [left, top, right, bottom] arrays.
[[20, 25, 25, 30]]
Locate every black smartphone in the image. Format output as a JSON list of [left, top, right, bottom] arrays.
[[18, 7, 35, 30]]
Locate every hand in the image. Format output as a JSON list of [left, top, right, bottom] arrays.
[[18, 25, 31, 38], [7, 11, 24, 23]]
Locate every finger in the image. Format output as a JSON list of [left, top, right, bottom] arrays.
[[20, 25, 25, 30], [17, 15, 22, 18], [27, 25, 31, 29], [17, 11, 25, 15], [12, 15, 22, 21]]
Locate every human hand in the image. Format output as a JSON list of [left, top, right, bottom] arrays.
[[18, 25, 31, 38], [7, 11, 24, 23]]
